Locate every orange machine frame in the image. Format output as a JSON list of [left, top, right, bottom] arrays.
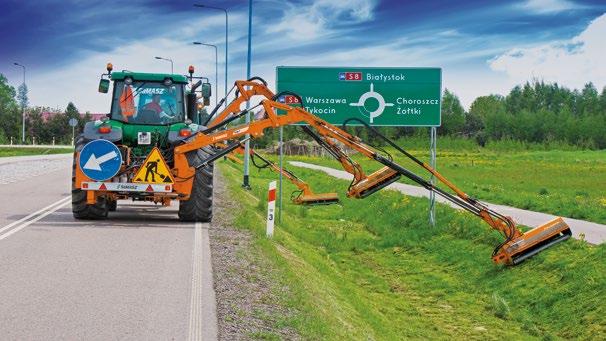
[[172, 81, 571, 266]]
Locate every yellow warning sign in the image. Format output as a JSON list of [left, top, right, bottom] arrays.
[[133, 147, 174, 184]]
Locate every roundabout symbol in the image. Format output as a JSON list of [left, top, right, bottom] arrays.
[[349, 83, 394, 123]]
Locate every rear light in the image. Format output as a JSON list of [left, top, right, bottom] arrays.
[[179, 128, 192, 137], [82, 183, 88, 189], [98, 125, 112, 134]]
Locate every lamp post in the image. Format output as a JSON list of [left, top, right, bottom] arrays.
[[194, 4, 228, 109], [242, 0, 253, 189], [13, 62, 26, 144], [154, 56, 173, 74], [192, 42, 218, 108]]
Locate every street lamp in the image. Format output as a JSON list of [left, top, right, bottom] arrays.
[[194, 4, 228, 109], [13, 62, 26, 144], [242, 0, 254, 189], [193, 42, 218, 108], [154, 56, 173, 74]]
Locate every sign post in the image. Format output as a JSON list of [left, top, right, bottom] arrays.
[[276, 66, 442, 226], [429, 127, 437, 226], [266, 181, 277, 237], [68, 118, 78, 147]]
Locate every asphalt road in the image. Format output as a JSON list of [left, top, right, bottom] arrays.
[[290, 161, 606, 245], [0, 154, 217, 340]]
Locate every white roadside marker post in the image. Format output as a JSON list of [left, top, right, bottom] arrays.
[[266, 181, 277, 238]]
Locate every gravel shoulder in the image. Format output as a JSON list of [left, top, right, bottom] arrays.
[[210, 167, 300, 340]]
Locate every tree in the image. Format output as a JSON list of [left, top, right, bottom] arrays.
[[579, 82, 600, 116], [438, 89, 465, 136], [463, 111, 483, 137], [65, 102, 79, 119], [26, 107, 46, 143], [0, 74, 20, 142], [17, 83, 28, 109]]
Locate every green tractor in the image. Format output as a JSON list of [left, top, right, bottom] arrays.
[[72, 63, 214, 221]]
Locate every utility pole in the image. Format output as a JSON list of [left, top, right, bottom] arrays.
[[154, 56, 174, 74], [194, 4, 228, 109], [192, 42, 218, 108], [242, 0, 253, 189], [13, 62, 26, 144]]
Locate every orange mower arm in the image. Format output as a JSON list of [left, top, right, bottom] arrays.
[[173, 81, 571, 266]]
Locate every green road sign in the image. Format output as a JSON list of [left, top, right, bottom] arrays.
[[276, 67, 441, 126]]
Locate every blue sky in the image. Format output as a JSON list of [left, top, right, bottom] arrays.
[[0, 0, 605, 112]]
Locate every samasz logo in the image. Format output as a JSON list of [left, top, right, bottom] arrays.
[[339, 72, 362, 81], [117, 184, 138, 190]]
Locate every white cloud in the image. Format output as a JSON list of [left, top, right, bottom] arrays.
[[489, 13, 606, 90], [266, 0, 376, 41], [517, 0, 583, 14], [25, 13, 250, 113]]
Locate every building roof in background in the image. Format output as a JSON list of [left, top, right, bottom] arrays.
[[39, 111, 107, 121]]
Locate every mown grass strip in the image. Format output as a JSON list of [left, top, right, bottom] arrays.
[[287, 146, 606, 224], [220, 160, 606, 340]]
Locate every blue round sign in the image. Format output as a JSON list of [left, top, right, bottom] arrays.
[[79, 140, 122, 181]]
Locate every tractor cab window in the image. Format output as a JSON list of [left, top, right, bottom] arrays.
[[111, 80, 184, 125]]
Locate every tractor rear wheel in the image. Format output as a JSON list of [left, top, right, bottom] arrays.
[[178, 147, 214, 222], [71, 135, 109, 220], [108, 199, 117, 212]]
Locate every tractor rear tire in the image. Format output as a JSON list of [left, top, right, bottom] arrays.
[[71, 135, 109, 220], [108, 200, 117, 212], [178, 147, 214, 222]]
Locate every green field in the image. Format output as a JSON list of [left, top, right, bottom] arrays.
[[220, 160, 605, 340], [0, 146, 73, 157], [285, 139, 606, 224]]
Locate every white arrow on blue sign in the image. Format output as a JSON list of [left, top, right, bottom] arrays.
[[78, 140, 122, 181]]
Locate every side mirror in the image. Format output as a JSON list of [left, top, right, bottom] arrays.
[[201, 82, 211, 99], [186, 93, 197, 121], [98, 79, 110, 93]]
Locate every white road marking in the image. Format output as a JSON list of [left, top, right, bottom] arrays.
[[188, 222, 218, 341], [0, 196, 71, 241]]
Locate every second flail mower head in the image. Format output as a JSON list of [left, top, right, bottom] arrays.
[[248, 149, 339, 206]]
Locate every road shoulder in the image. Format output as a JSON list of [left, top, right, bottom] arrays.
[[210, 167, 301, 340]]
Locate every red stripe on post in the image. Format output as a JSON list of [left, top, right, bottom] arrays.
[[268, 189, 276, 202]]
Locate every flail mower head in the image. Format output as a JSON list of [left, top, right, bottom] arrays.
[[492, 217, 572, 265], [293, 192, 340, 206]]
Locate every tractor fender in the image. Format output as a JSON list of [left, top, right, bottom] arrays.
[[82, 121, 122, 142], [167, 125, 207, 145]]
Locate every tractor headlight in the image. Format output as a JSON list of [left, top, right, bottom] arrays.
[[124, 77, 133, 85], [164, 78, 173, 86]]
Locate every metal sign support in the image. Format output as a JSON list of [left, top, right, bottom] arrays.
[[429, 127, 437, 226], [278, 126, 283, 223]]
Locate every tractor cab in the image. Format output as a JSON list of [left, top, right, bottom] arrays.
[[91, 65, 212, 151], [108, 72, 187, 126]]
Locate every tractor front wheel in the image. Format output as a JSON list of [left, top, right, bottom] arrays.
[[178, 148, 213, 222]]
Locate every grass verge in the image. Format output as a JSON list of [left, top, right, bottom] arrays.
[[0, 146, 73, 157], [220, 159, 605, 340], [286, 146, 606, 224]]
